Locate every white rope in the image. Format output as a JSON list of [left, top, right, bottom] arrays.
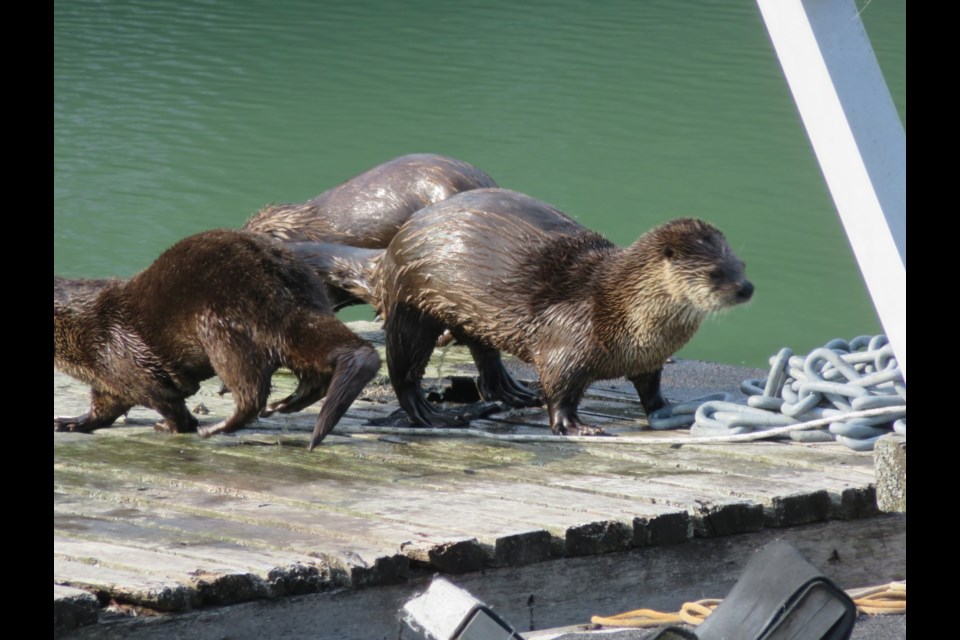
[[338, 405, 906, 445]]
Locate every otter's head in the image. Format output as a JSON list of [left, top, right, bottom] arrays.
[[641, 218, 753, 313]]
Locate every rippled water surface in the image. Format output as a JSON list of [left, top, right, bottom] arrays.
[[54, 0, 905, 368]]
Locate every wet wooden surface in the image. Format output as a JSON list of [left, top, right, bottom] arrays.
[[54, 322, 888, 633]]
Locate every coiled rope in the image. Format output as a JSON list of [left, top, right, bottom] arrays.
[[649, 335, 906, 451]]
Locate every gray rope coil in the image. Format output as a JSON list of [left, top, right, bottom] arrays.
[[649, 335, 906, 451]]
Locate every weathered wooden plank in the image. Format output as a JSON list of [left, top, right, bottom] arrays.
[[55, 507, 349, 596], [117, 432, 694, 554], [59, 429, 680, 559], [306, 436, 766, 536], [386, 437, 860, 527], [543, 474, 764, 537], [409, 478, 692, 549], [54, 557, 198, 612], [583, 440, 877, 520], [682, 440, 875, 473], [58, 444, 532, 571], [58, 429, 689, 566], [55, 469, 468, 577], [55, 536, 279, 608], [55, 440, 540, 573]]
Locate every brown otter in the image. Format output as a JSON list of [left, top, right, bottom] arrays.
[[243, 153, 498, 307], [244, 153, 497, 248], [297, 188, 753, 435], [54, 229, 380, 449]]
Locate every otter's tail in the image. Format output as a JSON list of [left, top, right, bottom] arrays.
[[287, 241, 382, 312]]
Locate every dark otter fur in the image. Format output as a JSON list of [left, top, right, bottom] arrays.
[[54, 229, 380, 449], [303, 188, 753, 435], [243, 154, 498, 309]]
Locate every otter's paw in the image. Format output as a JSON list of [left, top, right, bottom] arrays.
[[154, 416, 199, 434], [563, 423, 610, 437], [452, 401, 503, 422], [196, 422, 224, 439], [550, 412, 608, 437]]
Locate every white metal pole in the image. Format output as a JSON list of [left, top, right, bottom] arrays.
[[755, 0, 906, 378]]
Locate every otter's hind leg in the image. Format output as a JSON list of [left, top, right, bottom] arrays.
[[457, 335, 541, 408], [197, 332, 273, 438], [55, 388, 132, 432], [261, 374, 329, 417], [308, 343, 380, 449], [386, 304, 469, 427]]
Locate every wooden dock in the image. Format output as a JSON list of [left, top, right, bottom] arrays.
[[54, 322, 905, 639]]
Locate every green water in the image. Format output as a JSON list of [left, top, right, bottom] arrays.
[[54, 0, 905, 368]]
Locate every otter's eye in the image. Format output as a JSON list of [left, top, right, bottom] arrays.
[[709, 268, 724, 282], [663, 246, 674, 259]]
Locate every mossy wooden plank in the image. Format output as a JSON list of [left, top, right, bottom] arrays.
[[380, 437, 858, 527], [115, 434, 694, 554], [55, 507, 349, 592], [291, 436, 775, 535], [57, 432, 688, 561], [56, 469, 475, 575], [55, 460, 546, 567], [682, 441, 875, 472]]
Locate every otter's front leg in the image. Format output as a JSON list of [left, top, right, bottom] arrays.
[[541, 372, 605, 436], [54, 388, 132, 432], [629, 368, 667, 414]]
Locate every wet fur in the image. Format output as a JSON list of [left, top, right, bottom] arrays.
[[243, 154, 497, 310], [308, 188, 752, 435], [54, 230, 380, 448], [243, 153, 497, 247]]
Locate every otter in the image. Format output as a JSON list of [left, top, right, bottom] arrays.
[[243, 153, 498, 308], [296, 188, 753, 435], [54, 229, 380, 449]]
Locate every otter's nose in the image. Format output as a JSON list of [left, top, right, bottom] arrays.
[[736, 280, 754, 302]]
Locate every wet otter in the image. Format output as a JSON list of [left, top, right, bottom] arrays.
[[299, 188, 753, 435], [243, 153, 498, 308], [54, 229, 380, 449]]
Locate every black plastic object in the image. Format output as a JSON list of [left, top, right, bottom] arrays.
[[650, 540, 856, 640], [451, 605, 524, 640]]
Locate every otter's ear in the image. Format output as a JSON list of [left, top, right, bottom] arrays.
[[662, 245, 674, 259]]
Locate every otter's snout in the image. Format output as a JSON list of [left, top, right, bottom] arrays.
[[736, 280, 754, 303]]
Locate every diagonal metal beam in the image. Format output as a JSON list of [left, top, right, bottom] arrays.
[[756, 0, 906, 378]]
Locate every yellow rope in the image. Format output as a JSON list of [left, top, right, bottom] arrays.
[[849, 581, 906, 615], [590, 600, 721, 629], [590, 582, 905, 629]]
